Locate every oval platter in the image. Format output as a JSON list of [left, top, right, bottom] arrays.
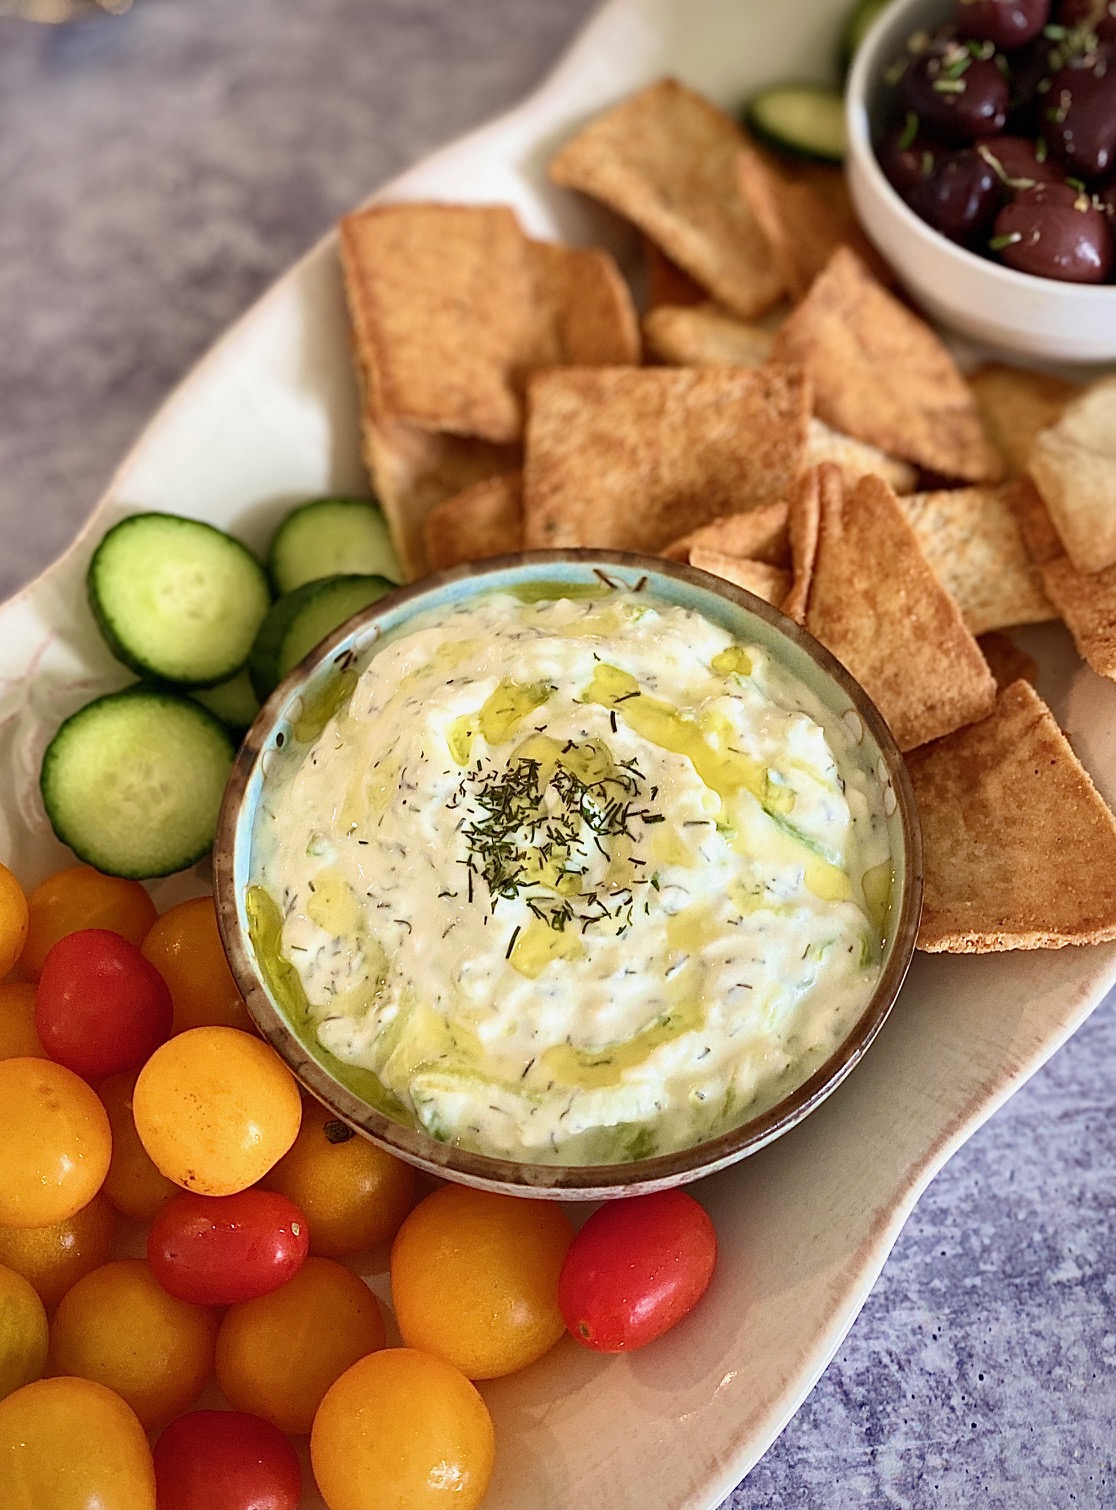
[[2, 1, 1116, 1506]]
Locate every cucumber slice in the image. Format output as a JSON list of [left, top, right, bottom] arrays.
[[839, 0, 891, 75], [88, 514, 271, 689], [743, 85, 848, 165], [249, 575, 394, 701], [41, 688, 235, 879], [191, 667, 261, 736], [267, 498, 402, 595]]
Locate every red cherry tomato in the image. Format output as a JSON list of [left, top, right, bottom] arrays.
[[35, 929, 173, 1080], [154, 1409, 301, 1510], [147, 1190, 310, 1306], [558, 1189, 717, 1353]]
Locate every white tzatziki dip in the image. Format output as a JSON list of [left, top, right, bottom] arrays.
[[251, 588, 893, 1164]]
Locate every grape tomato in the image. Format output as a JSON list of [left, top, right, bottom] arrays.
[[36, 928, 173, 1079], [148, 1189, 309, 1306], [153, 1410, 302, 1510], [20, 865, 156, 980]]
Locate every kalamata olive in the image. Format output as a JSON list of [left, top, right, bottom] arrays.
[[1044, 52, 1116, 176], [975, 132, 1066, 185], [991, 178, 1114, 277], [900, 38, 1011, 142], [1057, 0, 1116, 41], [878, 123, 941, 199], [1097, 173, 1116, 215], [1006, 35, 1061, 130], [911, 147, 1004, 240], [957, 0, 1051, 50]]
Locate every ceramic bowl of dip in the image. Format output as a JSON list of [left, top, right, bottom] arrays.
[[214, 551, 922, 1201]]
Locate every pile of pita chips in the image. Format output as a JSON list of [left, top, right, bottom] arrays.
[[1027, 375, 1116, 576], [424, 473, 524, 574], [642, 302, 779, 370], [968, 363, 1078, 477], [662, 501, 790, 567]]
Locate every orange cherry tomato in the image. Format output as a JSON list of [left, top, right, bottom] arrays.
[[0, 1264, 48, 1401], [0, 1375, 155, 1510], [0, 1194, 115, 1311], [98, 1071, 177, 1221], [50, 1259, 217, 1430], [391, 1184, 572, 1379], [216, 1256, 385, 1434], [141, 896, 253, 1035], [0, 1058, 111, 1227], [133, 1027, 301, 1196], [20, 865, 156, 981], [310, 1349, 494, 1510], [0, 864, 29, 981], [0, 984, 44, 1061], [264, 1098, 415, 1258]]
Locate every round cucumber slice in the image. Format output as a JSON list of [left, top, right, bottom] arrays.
[[41, 689, 235, 879], [191, 667, 261, 736], [743, 84, 848, 165], [249, 575, 395, 701], [88, 513, 272, 688], [267, 498, 402, 595], [839, 0, 890, 75]]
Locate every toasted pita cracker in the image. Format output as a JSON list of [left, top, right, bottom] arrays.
[[364, 418, 520, 580], [687, 551, 790, 605], [908, 680, 1116, 951], [977, 632, 1038, 692], [770, 248, 1002, 482], [806, 418, 917, 496], [645, 241, 706, 308], [901, 485, 1055, 637], [968, 363, 1078, 476], [526, 241, 640, 367], [523, 365, 810, 553], [781, 463, 829, 625], [642, 302, 778, 370], [423, 473, 524, 573], [800, 471, 995, 749], [662, 501, 790, 566], [549, 80, 783, 319], [1028, 374, 1116, 575]]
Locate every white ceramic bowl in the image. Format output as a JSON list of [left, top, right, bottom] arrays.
[[846, 0, 1116, 363]]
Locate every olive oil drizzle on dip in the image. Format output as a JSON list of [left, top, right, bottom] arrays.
[[251, 590, 893, 1165]]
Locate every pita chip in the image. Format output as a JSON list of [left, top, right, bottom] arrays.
[[1028, 374, 1116, 575], [645, 241, 706, 308], [424, 473, 524, 574], [968, 363, 1078, 476], [549, 80, 784, 319], [909, 679, 1116, 951], [642, 302, 778, 370], [662, 501, 790, 566], [525, 241, 640, 367], [806, 418, 917, 496], [523, 365, 810, 554], [799, 471, 996, 750], [781, 462, 830, 626], [977, 632, 1038, 692], [770, 248, 1002, 482], [687, 551, 790, 606], [901, 484, 1055, 637]]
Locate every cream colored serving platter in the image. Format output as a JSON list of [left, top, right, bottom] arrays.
[[3, 1, 1115, 1505]]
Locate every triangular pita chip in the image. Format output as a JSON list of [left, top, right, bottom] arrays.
[[968, 363, 1078, 477], [662, 501, 790, 566], [642, 302, 779, 369], [525, 241, 641, 367], [977, 632, 1038, 692], [781, 463, 831, 626], [805, 418, 917, 496], [424, 473, 524, 574], [522, 365, 810, 553], [645, 241, 706, 308], [687, 551, 790, 606], [549, 80, 784, 319], [1028, 374, 1116, 574], [770, 248, 1002, 482], [800, 471, 996, 750], [901, 485, 1055, 636], [908, 679, 1116, 951]]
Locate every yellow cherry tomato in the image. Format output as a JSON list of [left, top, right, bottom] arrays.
[[391, 1184, 572, 1379], [20, 865, 156, 981], [133, 1027, 301, 1195], [0, 984, 44, 1061], [0, 1194, 115, 1311], [216, 1255, 385, 1434], [97, 1071, 178, 1220], [311, 1348, 494, 1510], [0, 865, 28, 982], [0, 1264, 48, 1401], [50, 1258, 217, 1430], [0, 1058, 111, 1228], [140, 896, 253, 1035], [0, 1375, 155, 1510], [264, 1098, 415, 1258]]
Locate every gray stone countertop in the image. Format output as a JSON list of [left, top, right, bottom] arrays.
[[0, 2, 1112, 1504]]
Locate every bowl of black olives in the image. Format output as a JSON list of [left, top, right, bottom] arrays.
[[847, 0, 1116, 361]]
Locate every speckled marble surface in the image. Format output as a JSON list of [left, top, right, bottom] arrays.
[[1, 2, 1113, 1504]]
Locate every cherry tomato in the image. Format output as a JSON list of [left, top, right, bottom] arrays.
[[216, 1256, 385, 1434], [141, 897, 253, 1035], [50, 1258, 217, 1430], [264, 1097, 414, 1258], [391, 1184, 571, 1380], [0, 1058, 111, 1227], [20, 865, 156, 981], [0, 1375, 155, 1510], [0, 984, 45, 1061], [558, 1189, 717, 1352], [0, 864, 28, 981], [0, 1264, 48, 1400], [98, 1071, 178, 1221], [148, 1189, 309, 1306], [0, 1194, 115, 1311], [154, 1410, 302, 1510], [133, 1027, 302, 1195], [36, 929, 174, 1080], [311, 1349, 494, 1510]]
